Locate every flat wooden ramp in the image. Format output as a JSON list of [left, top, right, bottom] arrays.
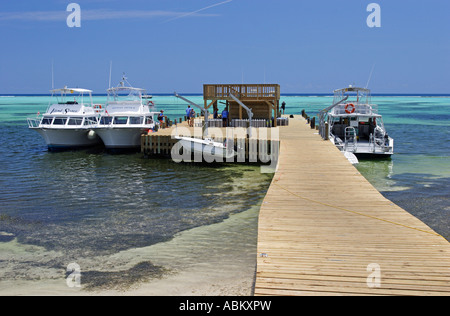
[[255, 116, 450, 296]]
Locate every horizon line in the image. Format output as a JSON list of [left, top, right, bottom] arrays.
[[2, 92, 450, 96]]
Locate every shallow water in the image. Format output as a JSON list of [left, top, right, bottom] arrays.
[[0, 94, 448, 293]]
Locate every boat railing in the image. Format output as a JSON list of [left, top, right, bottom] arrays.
[[203, 84, 280, 100], [27, 117, 41, 128], [344, 127, 357, 152], [84, 117, 99, 127], [231, 119, 270, 128], [369, 133, 375, 152], [332, 103, 378, 115], [207, 119, 223, 128], [194, 118, 204, 128]]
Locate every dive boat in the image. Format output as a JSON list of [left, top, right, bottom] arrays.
[[94, 75, 160, 151], [319, 86, 394, 158], [27, 87, 102, 151]]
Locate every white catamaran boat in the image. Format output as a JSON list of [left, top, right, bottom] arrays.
[[27, 87, 102, 151], [94, 75, 160, 151], [319, 86, 394, 159]]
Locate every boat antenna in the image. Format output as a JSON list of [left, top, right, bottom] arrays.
[[51, 59, 54, 90], [365, 64, 376, 89], [108, 61, 112, 89], [121, 72, 131, 87]]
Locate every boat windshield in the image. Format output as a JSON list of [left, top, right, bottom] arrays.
[[53, 117, 67, 125], [107, 87, 145, 102], [41, 117, 53, 125]]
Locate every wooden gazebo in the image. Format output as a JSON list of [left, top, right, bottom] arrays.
[[203, 84, 281, 127]]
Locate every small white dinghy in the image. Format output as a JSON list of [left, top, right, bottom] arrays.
[[343, 151, 359, 165], [174, 136, 237, 160]]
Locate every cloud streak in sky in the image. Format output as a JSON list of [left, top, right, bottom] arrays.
[[163, 0, 233, 23], [0, 9, 218, 22]]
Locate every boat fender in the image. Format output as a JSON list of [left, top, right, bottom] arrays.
[[345, 103, 356, 114], [87, 130, 96, 140]]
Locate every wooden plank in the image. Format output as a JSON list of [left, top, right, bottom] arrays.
[[255, 115, 450, 296]]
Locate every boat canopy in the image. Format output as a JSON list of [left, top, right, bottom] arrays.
[[333, 86, 370, 94], [50, 87, 93, 94], [333, 86, 371, 106], [107, 75, 146, 101], [48, 86, 94, 107], [107, 86, 146, 94]]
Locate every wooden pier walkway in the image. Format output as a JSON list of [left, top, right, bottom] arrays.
[[254, 116, 450, 296]]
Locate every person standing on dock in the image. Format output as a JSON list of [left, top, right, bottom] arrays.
[[281, 101, 286, 115], [158, 110, 166, 128], [221, 107, 229, 127], [190, 109, 196, 127], [186, 106, 192, 125]]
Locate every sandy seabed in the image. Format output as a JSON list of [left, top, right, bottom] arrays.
[[0, 207, 259, 296]]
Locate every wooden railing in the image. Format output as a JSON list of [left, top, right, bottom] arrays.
[[204, 84, 280, 100]]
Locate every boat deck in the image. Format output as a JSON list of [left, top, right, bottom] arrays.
[[254, 116, 450, 296]]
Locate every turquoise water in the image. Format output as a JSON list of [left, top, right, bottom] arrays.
[[0, 95, 273, 292], [0, 94, 449, 293]]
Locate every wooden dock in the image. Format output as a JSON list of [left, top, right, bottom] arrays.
[[141, 122, 280, 163], [254, 116, 450, 296]]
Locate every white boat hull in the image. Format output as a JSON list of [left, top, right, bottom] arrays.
[[331, 137, 394, 158], [95, 127, 148, 150], [32, 128, 101, 150]]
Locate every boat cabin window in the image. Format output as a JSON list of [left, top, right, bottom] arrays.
[[41, 117, 53, 125], [84, 117, 97, 125], [99, 117, 113, 125], [58, 101, 78, 105], [68, 118, 83, 125], [129, 116, 144, 125], [113, 116, 128, 125], [358, 117, 370, 123], [53, 117, 67, 125], [145, 116, 153, 124]]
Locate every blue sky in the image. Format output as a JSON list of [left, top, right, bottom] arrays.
[[0, 0, 449, 94]]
